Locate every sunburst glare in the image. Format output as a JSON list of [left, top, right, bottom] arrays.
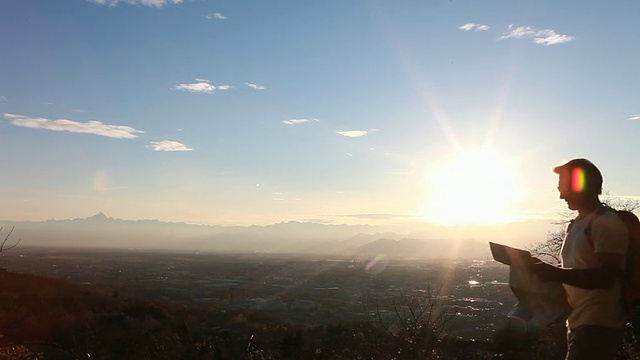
[[421, 149, 522, 225]]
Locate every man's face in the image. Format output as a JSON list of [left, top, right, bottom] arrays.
[[557, 173, 585, 210]]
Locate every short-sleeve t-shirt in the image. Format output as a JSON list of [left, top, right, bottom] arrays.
[[561, 209, 628, 329]]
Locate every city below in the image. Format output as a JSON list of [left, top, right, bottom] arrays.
[[1, 247, 515, 342]]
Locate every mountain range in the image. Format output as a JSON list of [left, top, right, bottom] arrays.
[[0, 212, 553, 259]]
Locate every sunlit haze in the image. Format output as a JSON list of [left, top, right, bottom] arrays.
[[1, 0, 639, 233]]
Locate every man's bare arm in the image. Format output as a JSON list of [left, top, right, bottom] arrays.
[[532, 252, 624, 289]]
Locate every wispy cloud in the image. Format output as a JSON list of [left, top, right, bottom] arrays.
[[175, 80, 231, 94], [245, 83, 266, 90], [89, 0, 183, 8], [4, 113, 144, 139], [147, 140, 193, 151], [336, 130, 368, 137], [333, 213, 414, 220], [0, 96, 7, 102], [459, 23, 490, 31], [282, 118, 320, 125], [499, 25, 574, 45], [628, 114, 640, 121], [204, 13, 227, 20], [176, 81, 215, 93], [300, 218, 336, 224]]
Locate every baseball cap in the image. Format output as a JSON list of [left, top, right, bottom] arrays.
[[553, 158, 603, 194]]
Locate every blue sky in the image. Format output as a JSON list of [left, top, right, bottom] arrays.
[[1, 0, 639, 228]]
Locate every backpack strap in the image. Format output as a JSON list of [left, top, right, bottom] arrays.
[[584, 205, 614, 249], [567, 218, 576, 235]]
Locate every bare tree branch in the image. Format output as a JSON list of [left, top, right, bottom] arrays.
[[361, 285, 454, 359], [0, 226, 21, 253]]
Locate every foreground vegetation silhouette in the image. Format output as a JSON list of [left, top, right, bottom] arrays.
[[0, 269, 577, 359]]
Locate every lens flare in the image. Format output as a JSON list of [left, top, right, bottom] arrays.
[[365, 254, 388, 275], [91, 170, 109, 193], [571, 167, 585, 192]]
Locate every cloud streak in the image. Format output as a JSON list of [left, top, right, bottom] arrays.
[[245, 83, 266, 90], [333, 213, 412, 220], [90, 0, 183, 7], [499, 25, 574, 45], [204, 13, 227, 20], [147, 140, 193, 151], [336, 130, 368, 137], [175, 80, 231, 94], [282, 118, 320, 125], [459, 23, 490, 31], [628, 114, 640, 121], [4, 113, 144, 139]]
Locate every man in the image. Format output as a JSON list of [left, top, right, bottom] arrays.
[[533, 158, 628, 360]]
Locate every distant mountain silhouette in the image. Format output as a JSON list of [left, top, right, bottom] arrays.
[[0, 213, 382, 255], [83, 212, 111, 222], [0, 213, 549, 259], [353, 237, 490, 259], [300, 232, 405, 254], [343, 232, 404, 247]]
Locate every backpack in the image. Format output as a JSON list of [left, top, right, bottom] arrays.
[[584, 206, 640, 323]]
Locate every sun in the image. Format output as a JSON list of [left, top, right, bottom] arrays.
[[422, 149, 521, 225]]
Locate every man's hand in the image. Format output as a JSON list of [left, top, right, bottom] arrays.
[[528, 253, 623, 289]]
